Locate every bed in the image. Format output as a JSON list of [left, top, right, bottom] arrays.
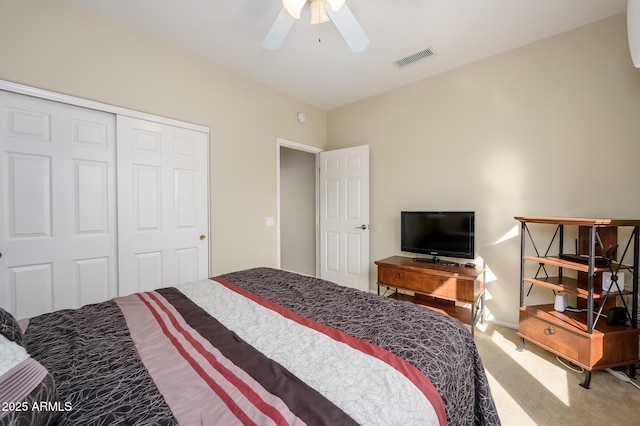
[[1, 267, 500, 425]]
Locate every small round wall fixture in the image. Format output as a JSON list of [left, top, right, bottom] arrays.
[[296, 112, 306, 124]]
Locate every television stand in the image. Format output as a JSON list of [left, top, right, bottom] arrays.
[[375, 256, 485, 337], [414, 256, 459, 266]]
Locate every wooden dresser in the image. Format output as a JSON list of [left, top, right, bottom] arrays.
[[374, 256, 485, 337]]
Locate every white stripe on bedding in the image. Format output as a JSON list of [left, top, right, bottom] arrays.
[[177, 278, 441, 426]]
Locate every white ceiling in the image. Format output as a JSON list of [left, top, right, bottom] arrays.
[[68, 0, 628, 110]]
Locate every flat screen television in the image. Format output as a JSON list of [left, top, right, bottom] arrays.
[[401, 211, 475, 265]]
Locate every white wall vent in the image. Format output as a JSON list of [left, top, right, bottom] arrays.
[[393, 48, 435, 69]]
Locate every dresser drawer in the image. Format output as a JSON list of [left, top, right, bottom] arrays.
[[519, 309, 582, 361], [518, 305, 639, 369], [378, 266, 473, 302]]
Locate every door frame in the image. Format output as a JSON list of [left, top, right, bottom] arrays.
[[276, 138, 322, 276], [0, 80, 208, 133]]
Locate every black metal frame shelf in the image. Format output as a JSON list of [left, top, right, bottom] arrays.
[[515, 216, 639, 389]]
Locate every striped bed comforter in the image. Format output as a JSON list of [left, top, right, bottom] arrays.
[[22, 267, 500, 425]]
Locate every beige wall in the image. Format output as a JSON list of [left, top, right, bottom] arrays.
[[0, 0, 327, 275], [327, 14, 640, 325], [4, 1, 640, 325]]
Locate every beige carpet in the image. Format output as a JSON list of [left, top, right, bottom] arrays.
[[473, 322, 640, 425]]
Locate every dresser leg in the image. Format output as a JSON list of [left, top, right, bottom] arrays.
[[516, 337, 525, 352], [579, 371, 592, 389]]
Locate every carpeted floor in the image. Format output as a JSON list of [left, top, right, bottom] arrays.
[[473, 322, 640, 425]]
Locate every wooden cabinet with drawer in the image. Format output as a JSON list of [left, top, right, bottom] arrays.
[[515, 216, 640, 389], [518, 305, 639, 370], [375, 256, 485, 337]]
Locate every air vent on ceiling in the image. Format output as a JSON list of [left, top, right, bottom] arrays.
[[393, 48, 435, 69]]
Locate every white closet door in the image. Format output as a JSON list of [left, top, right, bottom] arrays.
[[117, 116, 209, 296], [0, 91, 117, 318]]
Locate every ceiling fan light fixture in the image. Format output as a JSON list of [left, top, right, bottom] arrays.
[[282, 0, 306, 19], [265, 0, 368, 52], [310, 0, 329, 25], [325, 0, 346, 12]]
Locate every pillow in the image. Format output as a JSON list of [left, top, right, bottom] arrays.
[[0, 307, 24, 348], [0, 335, 61, 425], [0, 334, 29, 375]]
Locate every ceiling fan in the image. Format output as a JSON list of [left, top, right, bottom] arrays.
[[263, 0, 369, 52]]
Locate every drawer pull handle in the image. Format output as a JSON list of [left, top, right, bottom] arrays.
[[544, 327, 555, 335], [438, 280, 445, 286], [396, 272, 403, 279]]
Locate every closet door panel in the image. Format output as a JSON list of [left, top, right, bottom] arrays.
[[75, 257, 110, 307], [8, 263, 53, 320], [6, 153, 52, 238], [75, 159, 109, 234], [0, 91, 117, 318], [117, 116, 209, 296], [133, 164, 162, 231]]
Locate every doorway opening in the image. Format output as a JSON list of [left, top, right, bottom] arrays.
[[276, 138, 322, 277]]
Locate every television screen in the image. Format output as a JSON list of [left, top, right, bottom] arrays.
[[401, 211, 475, 262]]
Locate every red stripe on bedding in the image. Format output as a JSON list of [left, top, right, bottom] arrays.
[[136, 292, 290, 426], [212, 277, 447, 426]]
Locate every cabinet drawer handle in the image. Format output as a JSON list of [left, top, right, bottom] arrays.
[[544, 326, 555, 335], [396, 272, 403, 279], [438, 280, 445, 286]]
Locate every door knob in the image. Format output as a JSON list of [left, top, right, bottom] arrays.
[[356, 225, 369, 230], [199, 235, 206, 241]]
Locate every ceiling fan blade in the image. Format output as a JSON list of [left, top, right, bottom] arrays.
[[325, 3, 369, 52], [263, 8, 296, 50]]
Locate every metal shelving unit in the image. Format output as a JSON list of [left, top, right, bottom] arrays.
[[515, 216, 639, 388]]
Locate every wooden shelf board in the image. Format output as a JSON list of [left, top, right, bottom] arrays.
[[389, 292, 471, 325], [523, 276, 632, 299], [523, 256, 631, 273], [374, 256, 483, 279], [515, 216, 640, 227]]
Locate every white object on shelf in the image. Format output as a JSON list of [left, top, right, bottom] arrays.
[[554, 293, 568, 312], [603, 271, 625, 294]]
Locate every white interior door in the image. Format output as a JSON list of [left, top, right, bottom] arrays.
[[319, 145, 369, 292], [117, 116, 209, 296], [0, 91, 117, 318]]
